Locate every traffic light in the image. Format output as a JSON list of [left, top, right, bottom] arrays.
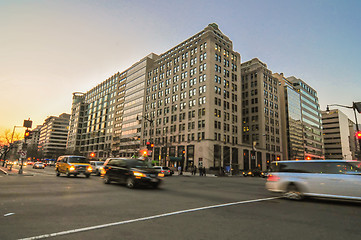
[[150, 143, 154, 150], [354, 102, 361, 113], [24, 130, 31, 140], [90, 152, 96, 158], [356, 131, 361, 140], [146, 142, 151, 150]]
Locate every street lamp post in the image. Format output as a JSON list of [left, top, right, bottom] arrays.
[[326, 102, 361, 160]]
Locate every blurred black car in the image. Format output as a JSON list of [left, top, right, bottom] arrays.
[[242, 169, 267, 177], [102, 158, 163, 188]]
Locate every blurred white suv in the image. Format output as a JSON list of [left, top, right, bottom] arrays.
[[266, 160, 361, 201], [153, 166, 173, 176]]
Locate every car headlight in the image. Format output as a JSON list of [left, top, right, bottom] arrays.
[[69, 166, 76, 171], [133, 171, 146, 177]]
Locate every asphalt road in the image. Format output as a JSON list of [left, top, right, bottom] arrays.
[[1, 166, 360, 240]]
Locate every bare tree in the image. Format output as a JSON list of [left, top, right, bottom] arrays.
[[0, 129, 22, 165]]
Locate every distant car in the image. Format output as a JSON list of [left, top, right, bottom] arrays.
[[48, 162, 56, 167], [90, 161, 105, 176], [33, 162, 45, 169], [153, 166, 173, 176], [266, 160, 361, 201], [242, 169, 265, 177], [102, 158, 163, 188]]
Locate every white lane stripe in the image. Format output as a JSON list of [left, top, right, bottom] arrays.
[[4, 213, 15, 217], [19, 196, 280, 240]]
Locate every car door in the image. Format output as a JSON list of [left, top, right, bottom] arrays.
[[324, 162, 361, 199], [118, 160, 129, 183]]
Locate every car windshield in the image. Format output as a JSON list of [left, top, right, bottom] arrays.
[[127, 160, 153, 169], [69, 157, 89, 164]]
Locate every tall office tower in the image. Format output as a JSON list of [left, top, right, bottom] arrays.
[[322, 109, 354, 160], [274, 73, 303, 160], [276, 75, 324, 160], [67, 55, 158, 159], [241, 58, 282, 169], [67, 73, 119, 158], [38, 113, 70, 158], [112, 54, 158, 157], [142, 23, 243, 171]]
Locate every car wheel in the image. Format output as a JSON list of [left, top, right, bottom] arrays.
[[104, 175, 111, 184], [285, 184, 303, 200], [126, 177, 135, 189], [85, 174, 90, 178], [66, 170, 71, 178]]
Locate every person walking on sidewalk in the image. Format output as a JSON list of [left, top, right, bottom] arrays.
[[193, 166, 197, 175], [203, 167, 206, 176]]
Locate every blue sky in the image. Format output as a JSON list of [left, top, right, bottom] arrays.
[[1, 0, 360, 133]]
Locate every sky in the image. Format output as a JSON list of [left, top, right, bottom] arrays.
[[1, 0, 361, 136]]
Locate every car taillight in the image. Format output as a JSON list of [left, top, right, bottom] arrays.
[[267, 174, 280, 182]]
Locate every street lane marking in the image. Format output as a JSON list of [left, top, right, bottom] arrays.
[[4, 213, 15, 217], [19, 196, 280, 240]]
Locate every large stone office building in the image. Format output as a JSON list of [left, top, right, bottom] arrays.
[[67, 23, 282, 171]]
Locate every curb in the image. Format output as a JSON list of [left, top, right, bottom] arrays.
[[0, 167, 8, 175], [0, 167, 34, 176]]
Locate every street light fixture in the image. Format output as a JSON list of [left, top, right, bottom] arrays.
[[326, 102, 361, 160]]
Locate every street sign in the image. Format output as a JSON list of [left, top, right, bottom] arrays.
[[18, 150, 27, 158], [23, 120, 32, 128]]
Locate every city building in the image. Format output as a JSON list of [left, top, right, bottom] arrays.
[[68, 23, 284, 172], [38, 113, 70, 159], [322, 109, 355, 159], [274, 74, 324, 160], [275, 73, 303, 160], [241, 58, 282, 169], [142, 23, 243, 172], [67, 55, 157, 159]]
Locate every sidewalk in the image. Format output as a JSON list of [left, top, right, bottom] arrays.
[[174, 171, 217, 177], [0, 165, 32, 176]]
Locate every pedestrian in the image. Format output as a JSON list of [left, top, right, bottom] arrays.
[[199, 166, 203, 176], [178, 165, 182, 175], [203, 167, 206, 176], [193, 166, 197, 175]]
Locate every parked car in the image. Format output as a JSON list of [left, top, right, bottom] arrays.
[[153, 166, 173, 176], [266, 160, 361, 201], [90, 161, 105, 176], [102, 158, 164, 188], [33, 162, 45, 169], [55, 156, 92, 178]]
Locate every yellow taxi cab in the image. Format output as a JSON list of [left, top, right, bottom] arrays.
[[55, 155, 92, 178]]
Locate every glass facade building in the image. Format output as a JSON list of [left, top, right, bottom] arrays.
[[276, 74, 324, 160]]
